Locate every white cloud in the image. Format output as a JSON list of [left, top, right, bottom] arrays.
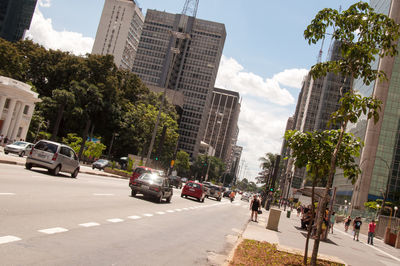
[[25, 6, 94, 56], [38, 0, 52, 8], [216, 56, 307, 182]]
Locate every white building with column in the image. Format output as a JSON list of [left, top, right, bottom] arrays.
[[0, 76, 40, 142]]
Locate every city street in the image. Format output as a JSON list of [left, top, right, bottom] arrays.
[[0, 164, 248, 266]]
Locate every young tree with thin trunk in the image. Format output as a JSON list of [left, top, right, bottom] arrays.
[[302, 2, 400, 265]]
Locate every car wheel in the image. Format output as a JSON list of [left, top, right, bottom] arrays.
[[166, 195, 172, 203], [4, 151, 8, 154], [51, 165, 61, 176], [201, 197, 205, 203], [19, 151, 25, 157], [218, 197, 221, 201], [131, 190, 137, 197], [181, 193, 184, 198], [25, 163, 32, 170], [92, 166, 95, 169], [71, 168, 79, 178], [197, 197, 201, 202]]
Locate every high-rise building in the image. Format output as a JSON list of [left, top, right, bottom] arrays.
[[230, 145, 243, 185], [132, 9, 226, 158], [284, 40, 351, 193], [202, 87, 240, 169], [0, 0, 37, 42], [346, 0, 400, 208], [92, 0, 144, 70]]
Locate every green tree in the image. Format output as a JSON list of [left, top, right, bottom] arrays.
[[175, 150, 190, 176], [190, 155, 225, 182], [257, 153, 282, 190], [302, 3, 400, 265]]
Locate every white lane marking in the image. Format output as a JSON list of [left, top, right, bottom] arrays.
[[107, 218, 124, 223], [128, 215, 141, 220], [93, 193, 114, 196], [166, 210, 175, 213], [143, 213, 153, 217], [156, 211, 166, 215], [0, 236, 21, 244], [336, 229, 400, 262], [79, 222, 100, 227], [38, 227, 68, 234], [0, 193, 15, 195], [175, 209, 182, 212], [182, 208, 189, 211]]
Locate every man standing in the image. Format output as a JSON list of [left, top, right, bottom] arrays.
[[353, 217, 362, 241], [368, 219, 376, 245]]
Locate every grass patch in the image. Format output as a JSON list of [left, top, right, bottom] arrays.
[[230, 239, 344, 266]]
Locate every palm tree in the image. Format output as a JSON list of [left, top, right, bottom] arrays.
[[257, 153, 278, 186]]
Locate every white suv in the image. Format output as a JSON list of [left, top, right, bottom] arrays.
[[26, 140, 80, 178]]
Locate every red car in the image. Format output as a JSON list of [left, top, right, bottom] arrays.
[[181, 181, 206, 202], [129, 166, 155, 186]]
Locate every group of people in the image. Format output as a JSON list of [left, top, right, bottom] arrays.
[[0, 134, 10, 146], [297, 205, 337, 239], [344, 215, 376, 244]]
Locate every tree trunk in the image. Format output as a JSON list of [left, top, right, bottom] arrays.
[[78, 119, 91, 161], [51, 103, 65, 141], [304, 178, 317, 265]]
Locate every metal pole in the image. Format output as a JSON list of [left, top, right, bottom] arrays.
[[108, 132, 115, 159]]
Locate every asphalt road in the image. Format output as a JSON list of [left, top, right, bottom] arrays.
[[0, 164, 250, 266]]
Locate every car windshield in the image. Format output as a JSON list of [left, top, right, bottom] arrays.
[[11, 141, 28, 147], [34, 141, 58, 153], [139, 173, 163, 185], [192, 183, 201, 189]]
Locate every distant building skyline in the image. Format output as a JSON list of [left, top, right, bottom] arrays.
[[0, 0, 37, 42]]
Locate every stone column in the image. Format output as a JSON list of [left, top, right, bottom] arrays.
[[20, 103, 35, 141], [7, 101, 22, 140], [11, 102, 26, 140], [0, 98, 16, 137], [0, 95, 7, 116]]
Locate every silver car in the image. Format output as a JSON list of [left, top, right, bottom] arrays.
[[4, 141, 34, 157], [26, 140, 80, 178]]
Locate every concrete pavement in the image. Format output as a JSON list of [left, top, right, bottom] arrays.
[[227, 204, 400, 266]]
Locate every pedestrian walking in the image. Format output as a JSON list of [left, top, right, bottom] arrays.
[[0, 134, 3, 145], [250, 194, 261, 222], [3, 136, 8, 146], [353, 216, 362, 241], [330, 211, 336, 233], [368, 219, 376, 245], [344, 215, 352, 232]]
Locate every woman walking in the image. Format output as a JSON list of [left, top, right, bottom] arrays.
[[344, 216, 352, 232], [250, 194, 261, 222]]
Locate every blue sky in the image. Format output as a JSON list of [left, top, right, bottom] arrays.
[[29, 0, 360, 181]]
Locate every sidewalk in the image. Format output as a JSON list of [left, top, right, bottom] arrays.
[[229, 206, 400, 266], [0, 146, 122, 179]]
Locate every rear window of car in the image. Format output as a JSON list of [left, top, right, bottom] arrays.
[[34, 141, 58, 154], [12, 141, 28, 147], [139, 173, 163, 185]]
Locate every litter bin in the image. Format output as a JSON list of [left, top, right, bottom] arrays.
[[267, 209, 282, 231], [286, 210, 291, 218]]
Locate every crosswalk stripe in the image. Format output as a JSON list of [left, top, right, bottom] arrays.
[[79, 222, 100, 227], [0, 236, 21, 244], [38, 227, 68, 234]]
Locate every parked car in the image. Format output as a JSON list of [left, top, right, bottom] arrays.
[[206, 184, 222, 201], [92, 159, 110, 170], [129, 173, 173, 203], [181, 181, 205, 202], [4, 141, 34, 157], [168, 175, 182, 189], [25, 140, 80, 178]]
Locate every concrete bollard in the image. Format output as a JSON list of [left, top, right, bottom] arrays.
[[384, 227, 391, 244], [267, 209, 282, 231]]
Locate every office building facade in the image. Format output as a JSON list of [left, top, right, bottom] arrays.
[[0, 0, 37, 42], [92, 0, 144, 70], [132, 9, 226, 158]]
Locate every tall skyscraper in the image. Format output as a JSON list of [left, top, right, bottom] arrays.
[[202, 87, 240, 169], [347, 0, 400, 208], [92, 0, 144, 70], [132, 9, 226, 158], [0, 0, 37, 42], [283, 40, 351, 193]]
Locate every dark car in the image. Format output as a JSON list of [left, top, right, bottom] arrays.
[[92, 159, 110, 170], [129, 173, 173, 203], [168, 175, 182, 189], [181, 181, 205, 202]]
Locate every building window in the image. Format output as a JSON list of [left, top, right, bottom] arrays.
[[4, 98, 10, 109], [23, 105, 29, 115], [17, 127, 23, 138]]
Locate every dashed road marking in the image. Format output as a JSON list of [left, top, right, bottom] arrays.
[[156, 211, 166, 215], [107, 218, 124, 223], [0, 193, 15, 195], [38, 227, 68, 234], [79, 222, 100, 227], [143, 213, 153, 217], [128, 215, 141, 220], [166, 210, 175, 213], [93, 193, 114, 196], [0, 236, 21, 244], [175, 209, 182, 212], [182, 208, 189, 211]]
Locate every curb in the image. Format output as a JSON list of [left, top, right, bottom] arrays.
[[223, 221, 248, 266], [0, 159, 23, 166]]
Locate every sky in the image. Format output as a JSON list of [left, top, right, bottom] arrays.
[[26, 0, 360, 182]]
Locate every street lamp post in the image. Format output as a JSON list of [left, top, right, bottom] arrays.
[[394, 206, 398, 217], [108, 132, 118, 159], [376, 204, 380, 220]]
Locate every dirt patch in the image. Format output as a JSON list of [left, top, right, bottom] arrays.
[[229, 239, 344, 266]]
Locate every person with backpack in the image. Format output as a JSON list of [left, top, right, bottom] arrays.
[[353, 217, 362, 241]]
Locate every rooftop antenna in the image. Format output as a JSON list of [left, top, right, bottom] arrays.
[[182, 0, 199, 18]]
